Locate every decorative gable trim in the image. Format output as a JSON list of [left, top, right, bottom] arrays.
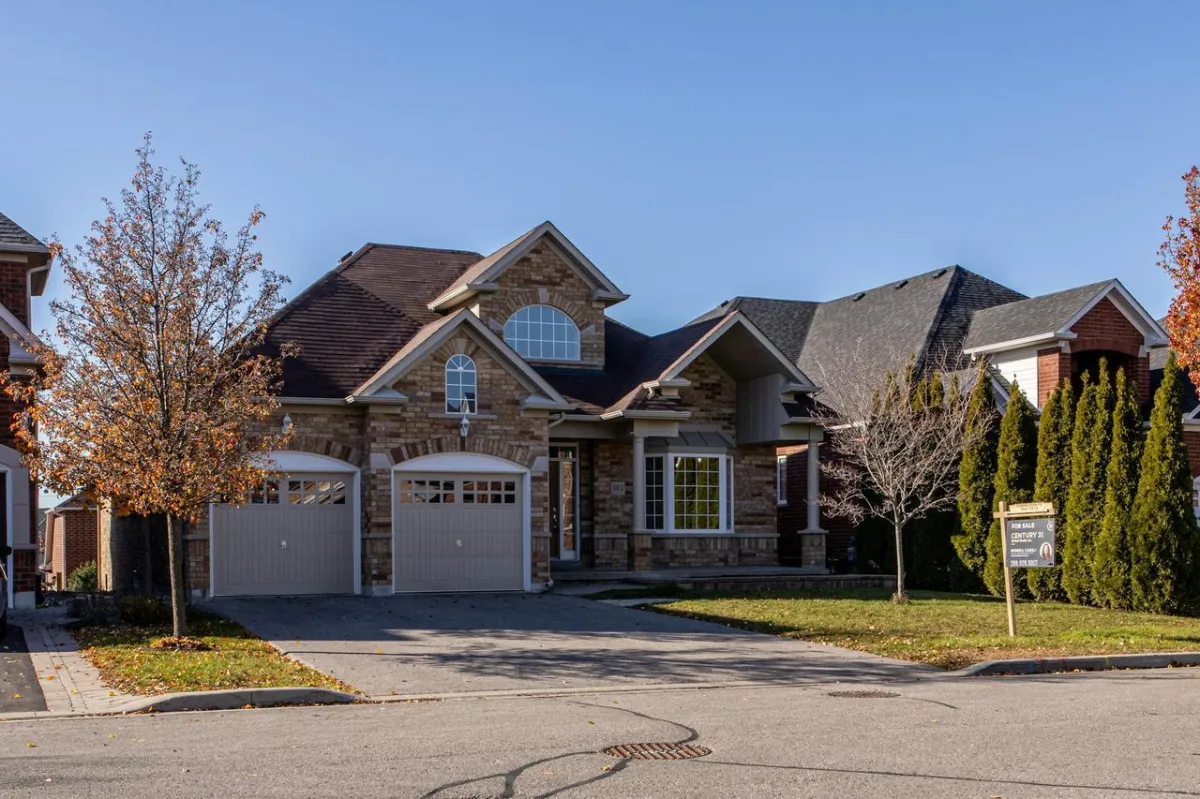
[[1061, 279, 1168, 346], [427, 222, 628, 311], [349, 309, 574, 410], [659, 312, 817, 389]]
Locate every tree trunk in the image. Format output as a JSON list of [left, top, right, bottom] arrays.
[[893, 519, 908, 602], [141, 514, 153, 595], [166, 513, 187, 637]]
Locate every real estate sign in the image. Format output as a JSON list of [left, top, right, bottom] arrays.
[[1005, 517, 1056, 569]]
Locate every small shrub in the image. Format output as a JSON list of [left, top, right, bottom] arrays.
[[117, 594, 172, 626], [66, 561, 98, 593]]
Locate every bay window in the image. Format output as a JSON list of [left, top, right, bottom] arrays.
[[643, 452, 734, 533]]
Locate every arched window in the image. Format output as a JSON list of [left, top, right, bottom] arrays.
[[445, 354, 477, 414], [503, 305, 580, 361]]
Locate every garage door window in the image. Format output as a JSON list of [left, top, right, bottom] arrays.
[[246, 479, 280, 505], [462, 479, 518, 505], [400, 479, 457, 504], [288, 479, 347, 505]]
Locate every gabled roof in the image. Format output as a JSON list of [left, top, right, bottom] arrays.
[[962, 280, 1112, 352], [536, 313, 813, 417], [692, 297, 819, 362], [427, 222, 627, 311], [261, 244, 482, 399], [962, 279, 1167, 354], [702, 267, 1025, 395], [0, 211, 49, 254], [351, 309, 572, 410]]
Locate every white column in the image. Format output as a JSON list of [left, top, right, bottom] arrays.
[[806, 440, 822, 531], [632, 433, 646, 532]]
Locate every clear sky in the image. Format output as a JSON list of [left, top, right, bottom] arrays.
[[3, 0, 1199, 340]]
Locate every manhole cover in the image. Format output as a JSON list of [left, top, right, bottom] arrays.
[[826, 690, 901, 699], [602, 742, 712, 760]]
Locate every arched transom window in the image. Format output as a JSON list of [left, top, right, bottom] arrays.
[[445, 354, 477, 414], [503, 305, 580, 361]]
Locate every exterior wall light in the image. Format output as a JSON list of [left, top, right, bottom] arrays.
[[459, 415, 470, 438]]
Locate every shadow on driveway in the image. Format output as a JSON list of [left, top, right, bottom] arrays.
[[208, 593, 931, 697], [1, 627, 47, 713]]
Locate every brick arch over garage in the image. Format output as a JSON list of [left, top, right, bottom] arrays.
[[281, 433, 364, 468], [390, 436, 537, 470]]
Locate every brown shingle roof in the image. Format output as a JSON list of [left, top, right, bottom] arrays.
[[261, 244, 483, 398]]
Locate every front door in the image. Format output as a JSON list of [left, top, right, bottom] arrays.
[[549, 445, 578, 560]]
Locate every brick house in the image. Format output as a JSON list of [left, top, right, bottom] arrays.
[[0, 211, 53, 610], [702, 269, 1170, 565], [42, 493, 101, 590], [142, 222, 822, 598]]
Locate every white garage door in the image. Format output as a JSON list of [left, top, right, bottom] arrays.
[[212, 474, 355, 596], [394, 473, 525, 592]]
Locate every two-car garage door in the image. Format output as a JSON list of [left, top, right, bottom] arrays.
[[211, 474, 355, 597], [210, 453, 528, 596]]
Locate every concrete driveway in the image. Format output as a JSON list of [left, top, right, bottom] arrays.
[[208, 593, 929, 698]]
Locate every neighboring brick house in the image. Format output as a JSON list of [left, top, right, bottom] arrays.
[[701, 270, 1169, 565], [42, 493, 101, 590], [120, 221, 822, 598], [0, 211, 52, 610]]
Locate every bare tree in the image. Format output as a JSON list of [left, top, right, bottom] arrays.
[[814, 346, 984, 602]]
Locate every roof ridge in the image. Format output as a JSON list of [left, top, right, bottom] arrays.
[[360, 242, 484, 257]]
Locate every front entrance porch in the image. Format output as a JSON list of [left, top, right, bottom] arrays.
[[553, 427, 819, 572]]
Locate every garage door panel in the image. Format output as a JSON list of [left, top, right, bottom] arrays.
[[395, 473, 525, 592], [212, 472, 354, 597]]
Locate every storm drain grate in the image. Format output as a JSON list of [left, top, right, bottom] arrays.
[[826, 689, 901, 699], [602, 742, 712, 760]]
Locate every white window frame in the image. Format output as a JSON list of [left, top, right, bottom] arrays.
[[776, 455, 788, 506], [445, 354, 477, 415], [1193, 476, 1200, 518], [503, 305, 581, 361], [644, 452, 734, 534]]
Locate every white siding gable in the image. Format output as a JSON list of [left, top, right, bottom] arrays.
[[990, 346, 1041, 407]]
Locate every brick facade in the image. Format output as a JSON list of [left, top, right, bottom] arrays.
[[178, 326, 555, 595], [474, 243, 607, 366], [0, 253, 47, 605], [47, 508, 99, 589], [574, 354, 781, 570], [1065, 296, 1152, 407]]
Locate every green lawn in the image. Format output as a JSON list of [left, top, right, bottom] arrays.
[[652, 589, 1200, 670], [71, 611, 353, 696]]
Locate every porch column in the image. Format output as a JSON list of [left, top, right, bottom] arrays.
[[632, 433, 646, 532], [806, 440, 822, 531]]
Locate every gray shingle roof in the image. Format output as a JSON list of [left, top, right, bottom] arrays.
[[691, 297, 818, 362], [962, 280, 1112, 351], [0, 211, 49, 253]]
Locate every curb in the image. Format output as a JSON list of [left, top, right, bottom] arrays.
[[0, 687, 361, 721], [948, 651, 1200, 677]]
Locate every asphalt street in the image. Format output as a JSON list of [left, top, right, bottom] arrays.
[[0, 627, 45, 714], [2, 668, 1199, 798]]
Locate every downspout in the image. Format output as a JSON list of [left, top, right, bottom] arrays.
[[26, 263, 51, 324]]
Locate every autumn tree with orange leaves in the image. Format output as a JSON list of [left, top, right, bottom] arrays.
[[1163, 166, 1200, 382], [4, 136, 293, 637]]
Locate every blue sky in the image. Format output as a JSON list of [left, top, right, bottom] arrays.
[[2, 0, 1198, 339]]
